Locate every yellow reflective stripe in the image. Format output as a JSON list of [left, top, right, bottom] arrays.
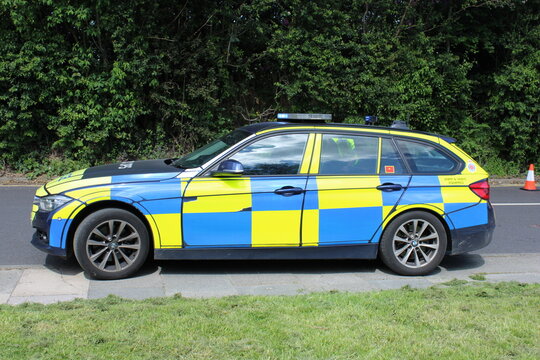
[[257, 124, 471, 153], [257, 124, 461, 145], [48, 176, 112, 194], [145, 214, 163, 248], [388, 130, 440, 143], [299, 134, 316, 174], [35, 185, 47, 197], [64, 187, 111, 204], [52, 200, 84, 220], [46, 169, 85, 188], [316, 176, 382, 209], [150, 213, 182, 248], [383, 203, 445, 228], [301, 209, 319, 246], [252, 210, 301, 247], [258, 125, 387, 135], [257, 126, 315, 135], [376, 137, 382, 174], [184, 193, 251, 213], [309, 134, 322, 173], [31, 204, 38, 222]]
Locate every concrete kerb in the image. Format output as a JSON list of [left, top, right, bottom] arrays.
[[0, 253, 538, 305]]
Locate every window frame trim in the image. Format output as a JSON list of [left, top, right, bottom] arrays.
[[195, 128, 465, 178], [310, 131, 405, 176], [392, 136, 464, 176]]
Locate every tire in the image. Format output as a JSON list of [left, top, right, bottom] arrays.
[[379, 211, 447, 276], [73, 208, 150, 280]]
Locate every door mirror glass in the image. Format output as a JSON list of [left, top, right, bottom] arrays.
[[212, 159, 244, 177]]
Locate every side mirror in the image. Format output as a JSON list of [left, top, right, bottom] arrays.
[[212, 159, 244, 177]]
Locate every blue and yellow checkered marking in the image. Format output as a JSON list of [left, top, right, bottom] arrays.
[[302, 175, 409, 246], [183, 212, 252, 247], [182, 177, 305, 247], [34, 127, 492, 254], [39, 176, 186, 250]]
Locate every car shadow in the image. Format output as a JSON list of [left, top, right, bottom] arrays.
[[43, 255, 161, 280], [43, 253, 486, 279], [43, 255, 83, 276], [156, 258, 380, 275], [440, 253, 486, 271]]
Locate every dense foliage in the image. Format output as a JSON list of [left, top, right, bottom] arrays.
[[0, 0, 538, 176]]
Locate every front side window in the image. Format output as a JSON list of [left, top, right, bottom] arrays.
[[319, 134, 379, 175], [228, 133, 309, 175], [396, 139, 458, 174]]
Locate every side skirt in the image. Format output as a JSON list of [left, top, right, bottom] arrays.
[[154, 244, 379, 261]]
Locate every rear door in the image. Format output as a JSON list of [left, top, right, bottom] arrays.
[[302, 133, 410, 246], [182, 132, 314, 248]]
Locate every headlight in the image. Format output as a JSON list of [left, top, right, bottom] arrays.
[[33, 195, 73, 212]]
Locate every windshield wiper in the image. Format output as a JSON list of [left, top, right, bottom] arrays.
[[164, 158, 184, 169]]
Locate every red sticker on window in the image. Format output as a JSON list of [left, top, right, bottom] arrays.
[[385, 165, 395, 174]]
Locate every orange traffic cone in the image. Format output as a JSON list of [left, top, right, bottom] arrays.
[[521, 164, 538, 191]]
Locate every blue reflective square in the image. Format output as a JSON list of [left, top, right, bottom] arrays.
[[399, 187, 443, 205], [183, 212, 251, 247], [250, 177, 306, 211], [446, 202, 487, 228], [303, 190, 319, 210], [319, 207, 382, 244], [140, 198, 182, 214]]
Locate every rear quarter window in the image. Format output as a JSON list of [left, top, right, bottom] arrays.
[[396, 139, 460, 174]]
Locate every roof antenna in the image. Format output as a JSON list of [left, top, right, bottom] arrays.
[[390, 120, 409, 129], [391, 114, 409, 129]]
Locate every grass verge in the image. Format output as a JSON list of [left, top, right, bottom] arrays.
[[0, 282, 538, 359]]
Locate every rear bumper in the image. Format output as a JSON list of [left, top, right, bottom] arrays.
[[447, 202, 495, 255]]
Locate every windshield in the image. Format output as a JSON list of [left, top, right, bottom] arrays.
[[172, 129, 251, 169]]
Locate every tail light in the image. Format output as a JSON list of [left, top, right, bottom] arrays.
[[469, 179, 490, 200]]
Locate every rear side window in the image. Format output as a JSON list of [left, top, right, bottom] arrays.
[[319, 134, 378, 175], [396, 139, 459, 174], [380, 139, 406, 174]]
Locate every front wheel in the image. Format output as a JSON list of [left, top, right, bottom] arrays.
[[379, 211, 447, 276], [73, 208, 150, 280]]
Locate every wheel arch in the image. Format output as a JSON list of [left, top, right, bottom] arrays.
[[65, 200, 156, 258], [381, 206, 453, 253]]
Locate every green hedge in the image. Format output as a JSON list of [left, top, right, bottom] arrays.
[[1, 0, 538, 177]]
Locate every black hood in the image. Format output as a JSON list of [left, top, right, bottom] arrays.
[[82, 159, 179, 178], [44, 159, 182, 194]]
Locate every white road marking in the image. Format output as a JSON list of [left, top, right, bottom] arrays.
[[492, 203, 540, 206]]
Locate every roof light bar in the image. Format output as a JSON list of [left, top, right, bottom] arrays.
[[277, 113, 332, 121]]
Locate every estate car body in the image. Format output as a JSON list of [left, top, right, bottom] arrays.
[[31, 116, 495, 279]]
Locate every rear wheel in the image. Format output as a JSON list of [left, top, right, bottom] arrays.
[[379, 211, 447, 276], [73, 208, 149, 280]]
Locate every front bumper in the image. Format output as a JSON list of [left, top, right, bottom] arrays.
[[31, 210, 67, 258], [31, 231, 67, 257], [447, 202, 496, 255]]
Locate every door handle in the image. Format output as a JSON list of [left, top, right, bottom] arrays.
[[376, 183, 403, 192], [274, 186, 304, 196]]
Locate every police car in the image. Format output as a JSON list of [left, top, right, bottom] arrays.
[[31, 114, 495, 279]]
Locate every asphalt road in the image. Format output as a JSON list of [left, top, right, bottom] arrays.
[[0, 185, 538, 267]]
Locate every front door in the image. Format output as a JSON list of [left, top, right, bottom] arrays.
[[182, 133, 314, 248], [302, 133, 410, 246]]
